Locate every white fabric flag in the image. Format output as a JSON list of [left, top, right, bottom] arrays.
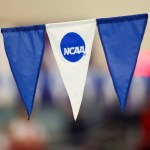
[[46, 19, 96, 120]]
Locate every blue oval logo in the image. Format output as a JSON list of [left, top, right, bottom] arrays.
[[60, 32, 86, 62]]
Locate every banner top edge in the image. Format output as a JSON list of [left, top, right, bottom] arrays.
[[1, 25, 45, 33], [96, 13, 148, 24], [46, 19, 96, 28]]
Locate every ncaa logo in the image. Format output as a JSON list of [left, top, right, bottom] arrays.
[[60, 32, 86, 62]]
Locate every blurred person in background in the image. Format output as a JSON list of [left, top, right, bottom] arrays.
[[0, 131, 11, 150], [40, 62, 53, 107], [7, 106, 49, 150], [39, 35, 53, 107], [139, 93, 150, 150]]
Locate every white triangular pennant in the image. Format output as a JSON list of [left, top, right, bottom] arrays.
[[46, 19, 96, 120]]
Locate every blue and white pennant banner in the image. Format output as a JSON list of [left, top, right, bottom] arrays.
[[0, 13, 148, 120]]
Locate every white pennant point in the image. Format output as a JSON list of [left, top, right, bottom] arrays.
[[71, 97, 82, 121]]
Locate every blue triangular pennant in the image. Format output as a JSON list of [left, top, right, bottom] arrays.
[[1, 25, 45, 119], [97, 14, 148, 111]]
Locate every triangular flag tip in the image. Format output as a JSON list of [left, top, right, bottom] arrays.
[[70, 98, 82, 121], [120, 102, 126, 112], [72, 108, 79, 121], [28, 116, 30, 120], [46, 19, 96, 120], [27, 106, 32, 120]]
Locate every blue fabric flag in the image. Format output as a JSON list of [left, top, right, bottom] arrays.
[[97, 14, 148, 111], [1, 25, 45, 119]]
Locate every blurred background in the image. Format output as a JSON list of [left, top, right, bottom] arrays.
[[0, 0, 150, 149]]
